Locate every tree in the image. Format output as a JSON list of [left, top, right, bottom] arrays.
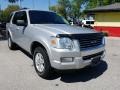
[[58, 0, 71, 19], [8, 0, 18, 3], [50, 0, 85, 19], [49, 5, 58, 12], [8, 0, 23, 7], [50, 0, 120, 19], [86, 0, 99, 9], [87, 0, 120, 9], [0, 5, 20, 22], [71, 0, 84, 18], [50, 0, 71, 19], [113, 0, 120, 3]]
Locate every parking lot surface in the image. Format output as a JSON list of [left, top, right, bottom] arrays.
[[0, 37, 120, 90]]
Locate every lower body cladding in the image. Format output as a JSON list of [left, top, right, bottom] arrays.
[[50, 46, 105, 70]]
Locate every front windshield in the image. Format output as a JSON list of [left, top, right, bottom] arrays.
[[29, 10, 68, 24]]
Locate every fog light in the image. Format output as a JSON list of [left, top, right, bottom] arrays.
[[61, 57, 73, 62]]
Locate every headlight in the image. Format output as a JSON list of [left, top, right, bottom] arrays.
[[59, 38, 73, 49], [50, 37, 74, 49]]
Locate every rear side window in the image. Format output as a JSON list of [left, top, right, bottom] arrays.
[[12, 11, 28, 25]]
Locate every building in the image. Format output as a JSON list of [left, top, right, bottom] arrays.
[[86, 3, 120, 37]]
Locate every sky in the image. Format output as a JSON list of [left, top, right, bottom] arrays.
[[0, 0, 57, 10]]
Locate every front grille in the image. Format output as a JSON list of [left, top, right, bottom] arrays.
[[83, 51, 104, 60], [57, 33, 104, 50], [78, 33, 103, 50]]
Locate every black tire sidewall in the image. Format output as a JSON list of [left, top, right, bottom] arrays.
[[33, 47, 52, 78], [8, 35, 13, 49], [8, 35, 17, 50]]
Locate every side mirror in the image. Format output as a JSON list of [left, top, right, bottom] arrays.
[[16, 20, 27, 26]]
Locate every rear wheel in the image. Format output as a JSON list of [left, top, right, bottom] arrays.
[[8, 35, 17, 50], [33, 47, 53, 79]]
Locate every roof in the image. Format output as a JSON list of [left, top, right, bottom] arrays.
[[13, 9, 54, 13], [86, 3, 120, 13]]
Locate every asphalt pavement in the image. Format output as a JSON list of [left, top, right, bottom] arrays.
[[0, 37, 120, 90]]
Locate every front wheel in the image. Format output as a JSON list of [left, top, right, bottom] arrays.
[[33, 47, 53, 79]]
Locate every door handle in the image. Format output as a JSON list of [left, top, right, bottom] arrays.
[[16, 27, 20, 30]]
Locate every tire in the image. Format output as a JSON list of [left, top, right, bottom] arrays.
[[8, 35, 17, 50], [33, 47, 53, 79]]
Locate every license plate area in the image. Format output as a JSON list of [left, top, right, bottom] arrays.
[[83, 51, 103, 61], [91, 56, 101, 65]]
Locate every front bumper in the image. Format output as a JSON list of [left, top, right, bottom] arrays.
[[50, 46, 105, 70]]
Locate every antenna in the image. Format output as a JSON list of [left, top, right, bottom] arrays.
[[0, 0, 1, 20], [32, 0, 35, 9], [0, 0, 1, 11], [49, 0, 51, 11], [19, 0, 22, 8]]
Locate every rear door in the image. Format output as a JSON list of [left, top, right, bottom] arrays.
[[9, 12, 19, 42], [11, 12, 22, 43]]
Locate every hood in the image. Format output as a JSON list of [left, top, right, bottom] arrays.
[[33, 24, 98, 36]]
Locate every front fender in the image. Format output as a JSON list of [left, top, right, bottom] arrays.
[[30, 36, 52, 62]]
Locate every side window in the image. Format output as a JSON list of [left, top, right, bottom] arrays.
[[8, 13, 13, 23], [12, 11, 28, 25], [12, 12, 19, 24]]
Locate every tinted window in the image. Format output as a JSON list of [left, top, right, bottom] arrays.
[[12, 11, 27, 25], [86, 21, 94, 24], [8, 13, 13, 23], [29, 11, 68, 24]]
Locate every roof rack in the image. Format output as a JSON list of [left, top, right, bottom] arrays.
[[19, 8, 29, 10]]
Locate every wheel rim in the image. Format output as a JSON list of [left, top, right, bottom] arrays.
[[8, 37, 11, 47], [35, 53, 45, 73]]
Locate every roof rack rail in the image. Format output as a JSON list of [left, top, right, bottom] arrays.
[[19, 8, 29, 10]]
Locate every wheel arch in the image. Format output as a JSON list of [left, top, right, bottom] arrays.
[[30, 41, 49, 56], [7, 29, 12, 39]]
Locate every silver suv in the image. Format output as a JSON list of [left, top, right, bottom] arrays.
[[6, 9, 105, 78]]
